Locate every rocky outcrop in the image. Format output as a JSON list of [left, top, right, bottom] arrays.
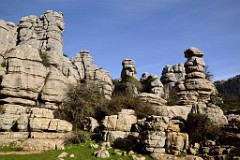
[[115, 59, 138, 94], [0, 10, 113, 108], [71, 50, 113, 99], [0, 104, 72, 150], [121, 59, 137, 80], [191, 102, 228, 126], [138, 93, 167, 106], [102, 109, 139, 149], [139, 115, 189, 155], [176, 48, 216, 105], [140, 73, 164, 96], [0, 10, 113, 150], [161, 64, 185, 97], [103, 111, 190, 155]]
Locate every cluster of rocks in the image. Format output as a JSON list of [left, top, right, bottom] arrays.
[[175, 48, 216, 105], [102, 109, 190, 156], [0, 10, 113, 150], [0, 10, 113, 108], [0, 104, 72, 150], [161, 63, 185, 97]]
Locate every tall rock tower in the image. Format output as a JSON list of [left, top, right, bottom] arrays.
[[176, 47, 216, 105]]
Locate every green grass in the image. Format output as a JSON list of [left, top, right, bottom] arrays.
[[0, 141, 152, 160]]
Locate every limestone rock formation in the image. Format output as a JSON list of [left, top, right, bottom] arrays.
[[176, 48, 216, 105], [115, 59, 138, 94], [103, 109, 139, 148], [0, 10, 113, 108], [161, 64, 185, 97], [140, 73, 164, 96], [139, 115, 189, 154], [191, 102, 228, 126], [0, 104, 72, 150], [71, 50, 113, 99], [138, 73, 166, 106], [0, 10, 113, 150], [121, 59, 137, 80]]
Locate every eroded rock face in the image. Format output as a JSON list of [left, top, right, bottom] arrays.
[[191, 102, 228, 126], [176, 48, 216, 105], [140, 73, 164, 96], [0, 10, 113, 108], [71, 50, 113, 99], [121, 59, 136, 80], [161, 64, 185, 97], [0, 10, 114, 150]]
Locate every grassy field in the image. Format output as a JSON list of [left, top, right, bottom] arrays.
[[0, 141, 152, 160]]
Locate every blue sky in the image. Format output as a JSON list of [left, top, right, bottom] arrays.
[[1, 0, 240, 81]]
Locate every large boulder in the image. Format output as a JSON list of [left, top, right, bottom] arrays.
[[103, 109, 137, 132], [191, 102, 228, 126]]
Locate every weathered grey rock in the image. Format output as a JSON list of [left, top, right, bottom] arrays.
[[94, 149, 110, 158], [71, 50, 113, 99], [58, 152, 68, 159], [138, 93, 167, 106], [88, 117, 99, 132], [0, 10, 116, 151], [140, 131, 166, 151], [165, 132, 189, 155], [103, 131, 139, 144], [121, 59, 136, 79], [143, 116, 169, 131], [167, 105, 192, 121], [0, 20, 17, 56], [140, 73, 164, 96], [151, 153, 204, 160], [20, 138, 65, 151], [176, 48, 216, 105], [191, 102, 228, 126], [161, 64, 185, 97], [103, 109, 137, 132]]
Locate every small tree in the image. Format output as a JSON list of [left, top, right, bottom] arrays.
[[55, 82, 106, 130], [185, 113, 224, 143]]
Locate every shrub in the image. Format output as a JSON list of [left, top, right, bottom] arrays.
[[1, 61, 7, 68], [0, 141, 24, 152], [65, 130, 90, 144], [218, 93, 240, 114], [54, 82, 106, 130], [185, 113, 224, 143], [141, 76, 158, 93], [114, 76, 142, 95], [104, 93, 155, 119], [125, 75, 143, 91], [205, 66, 213, 81]]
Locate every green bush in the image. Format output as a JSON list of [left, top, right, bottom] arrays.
[[0, 141, 24, 152], [54, 82, 106, 130], [125, 75, 142, 91], [1, 61, 7, 68], [141, 76, 158, 93], [104, 93, 155, 119], [65, 131, 91, 144], [185, 113, 224, 143]]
